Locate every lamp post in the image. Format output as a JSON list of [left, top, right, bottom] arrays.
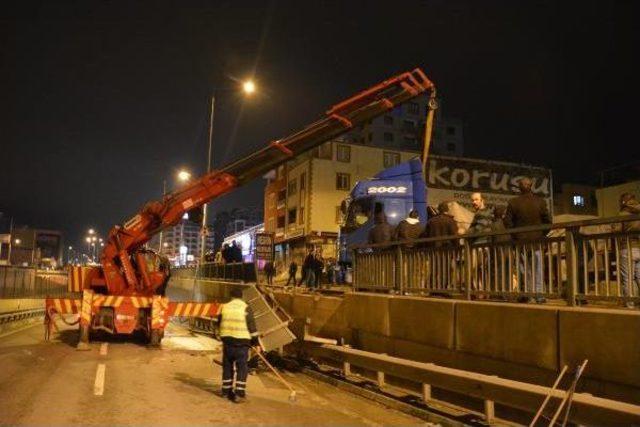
[[200, 79, 257, 263]]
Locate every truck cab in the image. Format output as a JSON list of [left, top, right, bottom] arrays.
[[338, 158, 427, 265]]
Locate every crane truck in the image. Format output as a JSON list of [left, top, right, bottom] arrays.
[[45, 68, 436, 347]]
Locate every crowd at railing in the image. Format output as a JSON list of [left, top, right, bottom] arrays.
[[352, 214, 640, 308], [0, 266, 68, 299]]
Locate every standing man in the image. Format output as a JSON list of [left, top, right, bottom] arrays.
[[467, 193, 494, 244], [466, 193, 494, 294], [286, 260, 298, 287], [302, 247, 316, 288], [263, 261, 275, 285], [614, 193, 640, 307], [422, 201, 458, 247], [217, 287, 260, 403], [394, 209, 423, 246], [314, 252, 324, 288], [504, 177, 551, 302], [368, 203, 393, 245]]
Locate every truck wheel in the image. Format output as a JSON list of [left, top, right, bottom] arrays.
[[149, 329, 163, 346]]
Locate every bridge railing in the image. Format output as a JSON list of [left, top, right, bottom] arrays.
[[172, 262, 256, 282], [0, 266, 68, 299], [352, 214, 640, 307]]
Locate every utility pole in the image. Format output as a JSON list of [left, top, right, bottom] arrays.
[[200, 94, 215, 263], [421, 89, 438, 181]]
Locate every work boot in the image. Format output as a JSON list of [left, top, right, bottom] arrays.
[[233, 393, 246, 403]]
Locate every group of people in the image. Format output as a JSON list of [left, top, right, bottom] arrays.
[[369, 178, 550, 247], [367, 177, 552, 301], [216, 240, 243, 264], [366, 178, 640, 305]]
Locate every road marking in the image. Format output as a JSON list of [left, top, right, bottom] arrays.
[[94, 364, 106, 396], [99, 343, 108, 356]]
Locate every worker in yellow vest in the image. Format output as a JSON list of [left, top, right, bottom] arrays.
[[217, 286, 260, 402]]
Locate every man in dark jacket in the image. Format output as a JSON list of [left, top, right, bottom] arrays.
[[504, 178, 551, 301], [394, 210, 423, 245], [231, 241, 243, 263], [217, 287, 260, 403], [503, 179, 551, 240], [286, 260, 298, 287], [368, 203, 393, 245], [313, 253, 324, 288], [423, 202, 458, 247], [491, 205, 511, 243], [301, 248, 316, 287]]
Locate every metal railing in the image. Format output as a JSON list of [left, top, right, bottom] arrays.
[[172, 262, 256, 282], [352, 215, 640, 307], [0, 267, 68, 299]]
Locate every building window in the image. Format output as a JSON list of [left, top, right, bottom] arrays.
[[277, 215, 285, 229], [288, 208, 297, 224], [384, 115, 393, 125], [288, 179, 297, 196], [315, 142, 332, 159], [383, 151, 401, 168], [335, 206, 343, 224], [403, 136, 417, 146], [268, 218, 275, 231], [336, 144, 351, 162], [300, 172, 306, 190], [299, 207, 305, 225], [446, 126, 456, 135], [268, 193, 275, 209], [336, 173, 351, 191], [277, 189, 286, 203], [572, 195, 585, 207], [383, 132, 394, 142], [407, 102, 420, 115], [403, 119, 415, 131], [447, 142, 456, 152]]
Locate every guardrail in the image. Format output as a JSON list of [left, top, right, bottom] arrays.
[[172, 262, 257, 282], [0, 267, 68, 299], [352, 215, 640, 307], [309, 344, 640, 425]]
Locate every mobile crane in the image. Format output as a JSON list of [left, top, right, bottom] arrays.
[[45, 68, 435, 347]]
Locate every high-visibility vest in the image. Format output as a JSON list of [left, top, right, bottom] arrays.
[[219, 298, 251, 340]]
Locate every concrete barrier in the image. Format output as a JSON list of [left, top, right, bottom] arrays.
[[388, 296, 455, 349], [273, 290, 640, 405], [559, 307, 640, 389], [455, 301, 558, 371]]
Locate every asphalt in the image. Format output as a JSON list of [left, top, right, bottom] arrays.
[[0, 318, 428, 426]]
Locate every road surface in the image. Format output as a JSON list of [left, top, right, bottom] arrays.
[[0, 319, 428, 426]]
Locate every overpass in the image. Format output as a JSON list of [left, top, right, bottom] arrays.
[[1, 215, 639, 425]]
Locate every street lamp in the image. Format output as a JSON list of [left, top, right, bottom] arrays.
[[243, 80, 256, 95], [178, 170, 191, 182], [14, 238, 21, 245], [88, 228, 95, 235], [200, 79, 257, 263]]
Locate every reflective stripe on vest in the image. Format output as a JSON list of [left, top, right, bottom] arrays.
[[219, 299, 250, 340]]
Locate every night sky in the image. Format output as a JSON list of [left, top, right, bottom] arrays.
[[1, 1, 638, 248]]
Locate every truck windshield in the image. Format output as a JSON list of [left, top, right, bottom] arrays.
[[346, 197, 373, 230]]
